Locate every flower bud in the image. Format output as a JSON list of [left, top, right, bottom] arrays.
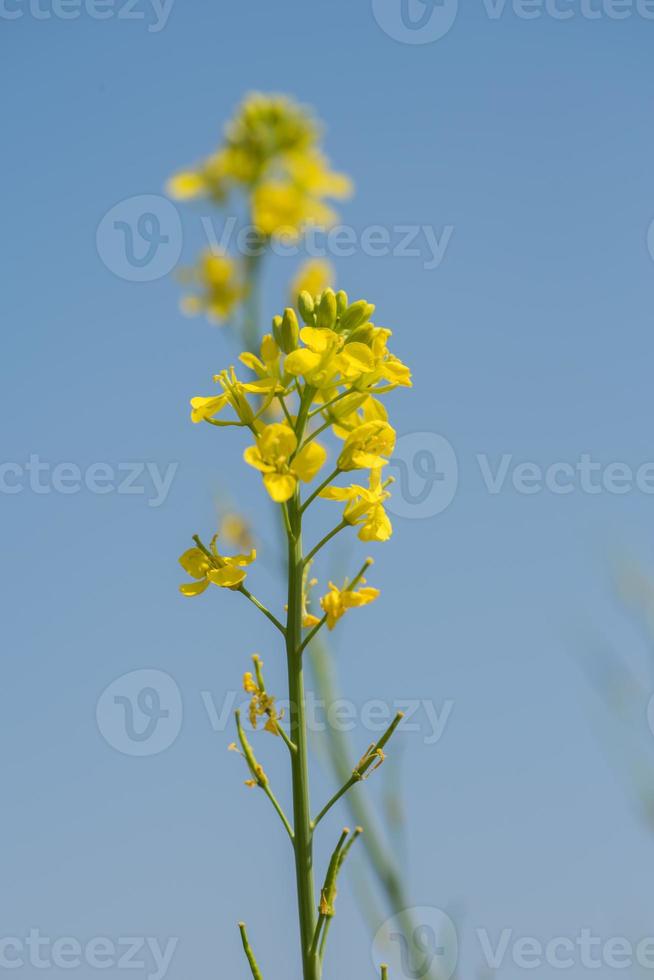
[[338, 300, 375, 333], [298, 291, 315, 325], [272, 315, 284, 348], [278, 307, 299, 353], [336, 290, 349, 317], [317, 288, 337, 330]]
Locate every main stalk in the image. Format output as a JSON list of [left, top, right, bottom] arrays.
[[286, 491, 320, 980]]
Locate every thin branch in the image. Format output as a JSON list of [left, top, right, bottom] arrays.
[[300, 467, 342, 515], [310, 828, 349, 962], [238, 923, 263, 980], [307, 388, 351, 419], [238, 585, 286, 636], [312, 713, 404, 830], [235, 711, 294, 843], [298, 613, 328, 658], [302, 416, 334, 448], [277, 393, 294, 426], [319, 827, 363, 962], [310, 827, 363, 963], [303, 520, 348, 569]]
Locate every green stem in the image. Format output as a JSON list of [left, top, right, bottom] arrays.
[[239, 585, 286, 636], [307, 638, 444, 978], [238, 922, 263, 980], [318, 827, 363, 964], [303, 520, 348, 569], [312, 712, 404, 830], [241, 240, 265, 354], [300, 467, 342, 515], [286, 490, 320, 980]]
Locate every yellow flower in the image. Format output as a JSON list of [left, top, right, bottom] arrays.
[[327, 391, 387, 439], [225, 93, 318, 181], [284, 326, 343, 388], [179, 251, 244, 323], [337, 420, 396, 471], [167, 150, 233, 203], [238, 334, 286, 404], [252, 151, 352, 239], [190, 371, 254, 427], [178, 536, 256, 596], [320, 468, 393, 542], [291, 259, 334, 303], [320, 580, 380, 630], [244, 423, 327, 503], [168, 93, 323, 202], [190, 394, 229, 424]]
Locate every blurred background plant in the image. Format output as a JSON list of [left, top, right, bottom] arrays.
[[582, 557, 654, 829], [168, 91, 448, 980]]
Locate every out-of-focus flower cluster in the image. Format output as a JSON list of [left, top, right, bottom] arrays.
[[168, 94, 352, 324]]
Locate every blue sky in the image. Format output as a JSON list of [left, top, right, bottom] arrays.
[[5, 1, 654, 978]]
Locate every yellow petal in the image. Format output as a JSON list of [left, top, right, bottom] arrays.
[[228, 550, 257, 567], [299, 326, 336, 354], [359, 510, 393, 542], [284, 348, 322, 377], [179, 579, 210, 597], [190, 395, 228, 424], [319, 485, 356, 501], [259, 423, 297, 461], [179, 548, 211, 579], [244, 445, 274, 473], [340, 342, 375, 373], [167, 171, 206, 200], [263, 472, 297, 503], [207, 566, 247, 588], [292, 442, 327, 483], [343, 587, 380, 609], [239, 352, 266, 376]]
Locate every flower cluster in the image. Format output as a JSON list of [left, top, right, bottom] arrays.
[[179, 287, 411, 628], [168, 94, 352, 324]]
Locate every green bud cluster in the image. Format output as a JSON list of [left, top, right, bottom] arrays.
[[295, 288, 376, 337]]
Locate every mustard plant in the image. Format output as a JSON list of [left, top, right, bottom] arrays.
[[169, 92, 418, 979], [178, 288, 411, 978]]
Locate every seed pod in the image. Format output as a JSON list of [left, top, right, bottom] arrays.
[[298, 291, 315, 325], [317, 288, 337, 330], [339, 300, 375, 332]]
